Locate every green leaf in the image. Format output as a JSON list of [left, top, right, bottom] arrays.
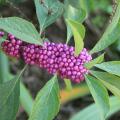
[[85, 75, 109, 119], [20, 81, 34, 115], [91, 71, 120, 98], [0, 52, 9, 83], [95, 61, 120, 77], [85, 53, 104, 69], [0, 52, 33, 116], [0, 66, 26, 120], [64, 5, 86, 23], [67, 0, 81, 9], [90, 1, 120, 54], [0, 17, 42, 45], [68, 0, 95, 14], [34, 0, 64, 32], [70, 96, 120, 120], [9, 75, 34, 116], [29, 75, 60, 120], [64, 79, 72, 91], [66, 19, 85, 55], [64, 2, 86, 43]]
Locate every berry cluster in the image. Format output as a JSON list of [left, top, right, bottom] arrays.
[[1, 32, 92, 83], [1, 34, 23, 58], [22, 44, 42, 65], [37, 42, 92, 82]]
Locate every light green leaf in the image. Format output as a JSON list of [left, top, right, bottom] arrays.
[[66, 19, 85, 55], [0, 66, 26, 120], [0, 17, 42, 45], [95, 61, 120, 77], [70, 96, 120, 120], [91, 71, 120, 98], [67, 0, 81, 9], [90, 1, 120, 54], [85, 75, 109, 119], [29, 75, 60, 120], [64, 2, 86, 43], [34, 0, 64, 32], [64, 5, 86, 23], [85, 53, 104, 69]]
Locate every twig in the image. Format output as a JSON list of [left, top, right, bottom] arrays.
[[7, 0, 29, 20], [85, 18, 101, 37]]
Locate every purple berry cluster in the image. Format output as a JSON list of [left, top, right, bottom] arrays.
[[22, 44, 42, 65], [22, 42, 92, 83], [1, 33, 23, 58], [37, 42, 92, 83], [1, 32, 92, 83]]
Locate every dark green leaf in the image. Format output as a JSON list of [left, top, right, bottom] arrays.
[[0, 52, 9, 83], [29, 75, 60, 120], [91, 71, 120, 98], [85, 53, 104, 69], [95, 61, 120, 77], [66, 19, 85, 55], [0, 66, 26, 120], [20, 81, 33, 115], [34, 0, 64, 32], [70, 96, 120, 120], [90, 1, 120, 54], [0, 17, 42, 45], [0, 52, 33, 116], [85, 75, 109, 119]]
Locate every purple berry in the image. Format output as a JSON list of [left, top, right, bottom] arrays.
[[0, 31, 4, 37]]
